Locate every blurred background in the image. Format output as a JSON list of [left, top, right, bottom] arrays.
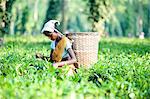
[[0, 0, 150, 38]]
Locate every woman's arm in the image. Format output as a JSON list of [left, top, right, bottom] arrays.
[[36, 49, 54, 62], [52, 48, 77, 67], [36, 54, 50, 61]]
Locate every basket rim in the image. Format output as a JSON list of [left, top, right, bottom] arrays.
[[68, 32, 99, 35]]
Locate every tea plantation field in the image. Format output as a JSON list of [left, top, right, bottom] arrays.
[[0, 35, 150, 98]]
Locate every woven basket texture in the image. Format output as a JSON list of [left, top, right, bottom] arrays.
[[69, 32, 99, 68]]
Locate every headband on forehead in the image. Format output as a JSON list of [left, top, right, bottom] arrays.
[[41, 20, 63, 35]]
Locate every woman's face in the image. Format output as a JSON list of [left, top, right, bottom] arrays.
[[43, 31, 58, 41], [48, 32, 58, 41]]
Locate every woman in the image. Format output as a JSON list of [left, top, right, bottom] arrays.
[[36, 20, 78, 74]]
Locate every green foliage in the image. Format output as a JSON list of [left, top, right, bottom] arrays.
[[1, 0, 150, 36], [106, 0, 150, 37], [84, 0, 150, 37], [2, 0, 49, 35], [85, 0, 112, 31], [21, 5, 29, 34], [44, 0, 61, 22], [0, 6, 7, 36], [0, 0, 15, 36], [66, 0, 89, 32], [0, 35, 150, 98]]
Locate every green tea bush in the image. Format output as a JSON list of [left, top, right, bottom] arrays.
[[0, 36, 149, 98]]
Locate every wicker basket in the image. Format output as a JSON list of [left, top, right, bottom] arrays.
[[68, 32, 99, 68]]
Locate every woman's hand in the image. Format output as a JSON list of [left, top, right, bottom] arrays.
[[35, 53, 43, 59], [52, 62, 63, 68], [52, 63, 57, 67]]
